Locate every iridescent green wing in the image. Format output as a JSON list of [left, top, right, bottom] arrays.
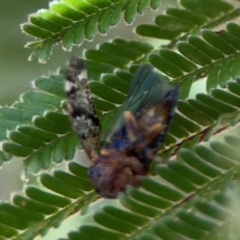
[[103, 64, 178, 148]]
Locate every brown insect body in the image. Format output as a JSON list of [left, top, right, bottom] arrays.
[[88, 98, 174, 198], [66, 57, 178, 198], [89, 148, 143, 198]]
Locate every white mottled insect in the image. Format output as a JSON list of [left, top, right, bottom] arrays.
[[65, 57, 101, 161]]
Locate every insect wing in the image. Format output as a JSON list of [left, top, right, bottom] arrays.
[[139, 84, 179, 151], [104, 65, 178, 151], [65, 56, 101, 160]]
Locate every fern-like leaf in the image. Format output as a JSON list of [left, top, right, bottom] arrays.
[[65, 125, 240, 239], [4, 20, 240, 174], [2, 0, 240, 239], [22, 0, 160, 63], [0, 162, 96, 239]]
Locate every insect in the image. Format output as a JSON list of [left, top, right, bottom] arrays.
[[66, 56, 179, 198]]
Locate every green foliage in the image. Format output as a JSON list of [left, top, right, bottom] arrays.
[[1, 0, 240, 239], [22, 0, 160, 63]]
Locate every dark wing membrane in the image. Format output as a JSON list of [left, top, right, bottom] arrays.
[[139, 85, 179, 151], [104, 64, 178, 151], [65, 56, 101, 161]]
